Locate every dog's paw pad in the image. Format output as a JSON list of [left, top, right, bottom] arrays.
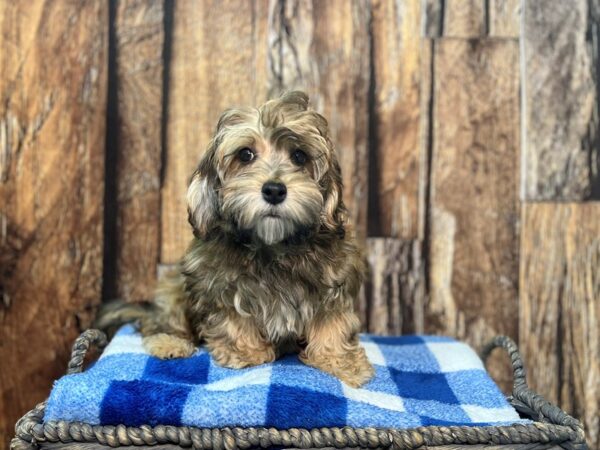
[[143, 334, 195, 359]]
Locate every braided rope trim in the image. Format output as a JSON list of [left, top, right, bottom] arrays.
[[11, 332, 588, 450], [11, 402, 585, 450], [481, 336, 583, 432], [66, 329, 108, 375]]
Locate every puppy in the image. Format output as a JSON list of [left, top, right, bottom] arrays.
[[97, 91, 373, 387]]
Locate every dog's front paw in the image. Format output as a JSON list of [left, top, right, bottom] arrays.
[[301, 346, 374, 388], [341, 349, 375, 388], [209, 342, 276, 369], [143, 334, 196, 359]]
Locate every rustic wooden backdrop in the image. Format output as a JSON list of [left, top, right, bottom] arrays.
[[1, 0, 599, 449]]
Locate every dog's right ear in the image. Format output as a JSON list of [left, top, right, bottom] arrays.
[[187, 139, 220, 239], [187, 107, 254, 238]]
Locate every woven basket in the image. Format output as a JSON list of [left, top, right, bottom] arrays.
[[11, 330, 588, 450]]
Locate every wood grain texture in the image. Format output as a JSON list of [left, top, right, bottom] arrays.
[[0, 0, 107, 445], [522, 0, 598, 200], [428, 39, 520, 387], [443, 0, 485, 37], [519, 203, 600, 450], [103, 0, 163, 302], [364, 238, 426, 334], [424, 1, 507, 38], [368, 0, 423, 239], [268, 0, 371, 240], [489, 0, 520, 37], [161, 0, 270, 263], [422, 0, 443, 37]]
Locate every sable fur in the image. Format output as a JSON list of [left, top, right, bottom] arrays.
[[96, 91, 373, 387]]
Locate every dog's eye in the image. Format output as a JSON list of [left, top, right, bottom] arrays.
[[237, 147, 255, 163], [291, 149, 308, 166]]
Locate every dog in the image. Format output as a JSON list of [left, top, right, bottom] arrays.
[[96, 91, 374, 387]]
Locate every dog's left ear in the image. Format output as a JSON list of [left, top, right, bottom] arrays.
[[321, 151, 347, 238], [187, 139, 220, 239]]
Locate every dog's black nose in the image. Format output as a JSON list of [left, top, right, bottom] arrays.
[[262, 182, 287, 205]]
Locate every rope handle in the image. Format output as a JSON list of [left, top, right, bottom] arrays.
[[481, 335, 528, 392], [66, 329, 108, 374], [481, 335, 584, 436]]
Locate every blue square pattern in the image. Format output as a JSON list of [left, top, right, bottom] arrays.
[[44, 375, 112, 425], [183, 383, 272, 428], [205, 352, 270, 383], [44, 327, 527, 429], [100, 379, 191, 426], [143, 352, 211, 385], [266, 384, 347, 428], [269, 354, 346, 395], [89, 353, 150, 380], [445, 370, 508, 408], [391, 370, 459, 403], [364, 335, 451, 373]]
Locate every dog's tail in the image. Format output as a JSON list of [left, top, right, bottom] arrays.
[[93, 301, 155, 339]]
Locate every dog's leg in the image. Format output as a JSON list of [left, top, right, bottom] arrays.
[[300, 309, 374, 388], [143, 333, 196, 359], [140, 268, 197, 359], [141, 313, 197, 359], [204, 312, 276, 369]]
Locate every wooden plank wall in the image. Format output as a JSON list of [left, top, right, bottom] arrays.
[[0, 1, 598, 449], [520, 2, 599, 447], [0, 1, 108, 446]]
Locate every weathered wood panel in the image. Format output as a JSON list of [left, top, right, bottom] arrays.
[[423, 0, 485, 38], [267, 0, 371, 240], [522, 0, 598, 200], [0, 0, 107, 444], [364, 238, 426, 335], [428, 39, 520, 386], [443, 0, 485, 37], [161, 0, 270, 263], [103, 0, 163, 302], [489, 0, 520, 37], [368, 0, 423, 239], [520, 203, 600, 450], [422, 0, 443, 37], [423, 0, 520, 38]]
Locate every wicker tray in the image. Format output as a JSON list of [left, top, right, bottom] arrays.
[[11, 330, 588, 450]]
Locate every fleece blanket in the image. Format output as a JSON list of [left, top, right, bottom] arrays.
[[44, 325, 525, 429]]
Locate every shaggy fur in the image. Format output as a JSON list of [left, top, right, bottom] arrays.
[[96, 91, 373, 387]]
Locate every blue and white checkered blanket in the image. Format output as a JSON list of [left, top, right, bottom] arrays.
[[44, 325, 525, 429]]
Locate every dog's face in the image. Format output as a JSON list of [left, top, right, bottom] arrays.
[[187, 91, 346, 245]]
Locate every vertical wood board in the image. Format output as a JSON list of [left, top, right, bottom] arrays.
[[103, 0, 164, 302], [422, 0, 443, 37], [522, 0, 598, 200], [0, 0, 108, 444], [519, 203, 599, 450], [428, 39, 520, 386], [267, 0, 371, 239], [161, 0, 270, 263], [489, 0, 520, 37], [443, 0, 485, 37], [364, 237, 426, 335], [369, 0, 424, 239]]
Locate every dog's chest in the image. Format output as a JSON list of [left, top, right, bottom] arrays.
[[235, 265, 319, 341]]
